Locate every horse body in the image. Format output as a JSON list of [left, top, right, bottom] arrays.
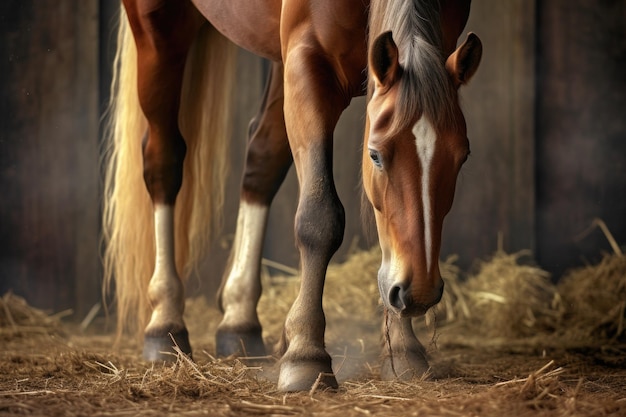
[[191, 0, 283, 61], [105, 0, 481, 391]]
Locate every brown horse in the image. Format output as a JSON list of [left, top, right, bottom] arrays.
[[103, 0, 482, 392]]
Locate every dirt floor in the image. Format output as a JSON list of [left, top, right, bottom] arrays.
[[1, 248, 625, 416]]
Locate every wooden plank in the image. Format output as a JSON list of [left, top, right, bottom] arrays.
[[441, 0, 537, 268], [0, 1, 100, 315], [535, 0, 626, 275]]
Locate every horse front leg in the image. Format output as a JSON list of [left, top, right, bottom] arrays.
[[216, 62, 292, 358], [122, 0, 203, 361], [276, 48, 349, 392], [380, 312, 430, 380]]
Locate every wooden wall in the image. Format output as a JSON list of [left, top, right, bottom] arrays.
[[442, 0, 537, 269], [535, 0, 626, 275], [0, 1, 101, 316], [443, 0, 626, 275]]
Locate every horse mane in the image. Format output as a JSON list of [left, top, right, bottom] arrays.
[[368, 0, 458, 132]]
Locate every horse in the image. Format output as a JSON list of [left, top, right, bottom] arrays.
[[103, 0, 482, 392]]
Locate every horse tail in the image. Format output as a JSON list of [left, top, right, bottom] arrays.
[[102, 7, 237, 340]]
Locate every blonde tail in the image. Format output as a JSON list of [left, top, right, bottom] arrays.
[[103, 8, 237, 340]]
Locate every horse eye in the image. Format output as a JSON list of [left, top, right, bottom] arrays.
[[369, 149, 383, 168]]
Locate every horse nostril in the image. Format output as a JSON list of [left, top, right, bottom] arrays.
[[388, 284, 407, 311]]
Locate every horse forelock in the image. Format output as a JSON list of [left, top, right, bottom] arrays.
[[368, 0, 458, 133]]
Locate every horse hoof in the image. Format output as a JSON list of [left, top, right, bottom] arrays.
[[380, 350, 430, 381], [143, 329, 192, 362], [215, 327, 266, 359], [277, 357, 338, 392]]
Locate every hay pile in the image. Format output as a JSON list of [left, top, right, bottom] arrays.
[[432, 248, 626, 348], [259, 247, 382, 348], [234, 240, 626, 352], [182, 247, 382, 352], [558, 253, 626, 342], [1, 318, 623, 417], [0, 292, 66, 339], [430, 250, 563, 343], [252, 241, 626, 350], [1, 244, 626, 417]]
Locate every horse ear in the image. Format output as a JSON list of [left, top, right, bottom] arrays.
[[370, 31, 402, 90], [445, 32, 482, 88]]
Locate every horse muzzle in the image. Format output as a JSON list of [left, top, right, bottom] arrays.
[[379, 272, 445, 317]]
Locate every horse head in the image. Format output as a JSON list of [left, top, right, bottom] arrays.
[[363, 30, 482, 317]]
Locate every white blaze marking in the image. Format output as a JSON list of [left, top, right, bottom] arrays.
[[412, 117, 437, 273]]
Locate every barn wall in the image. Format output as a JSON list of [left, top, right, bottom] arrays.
[[442, 0, 537, 269], [535, 0, 626, 275], [0, 1, 101, 315], [443, 0, 626, 276]]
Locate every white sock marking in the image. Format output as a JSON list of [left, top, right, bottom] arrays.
[[149, 204, 184, 327], [154, 205, 177, 277], [222, 201, 269, 325]]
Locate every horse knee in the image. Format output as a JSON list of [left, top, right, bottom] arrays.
[[295, 190, 345, 260]]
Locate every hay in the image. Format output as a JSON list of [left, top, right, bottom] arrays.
[[554, 218, 626, 343], [252, 241, 624, 350], [257, 246, 383, 350], [2, 338, 624, 417], [2, 232, 626, 416], [557, 252, 626, 343], [0, 250, 626, 417], [177, 248, 381, 356], [436, 250, 563, 339], [431, 246, 625, 349], [0, 292, 67, 339]]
